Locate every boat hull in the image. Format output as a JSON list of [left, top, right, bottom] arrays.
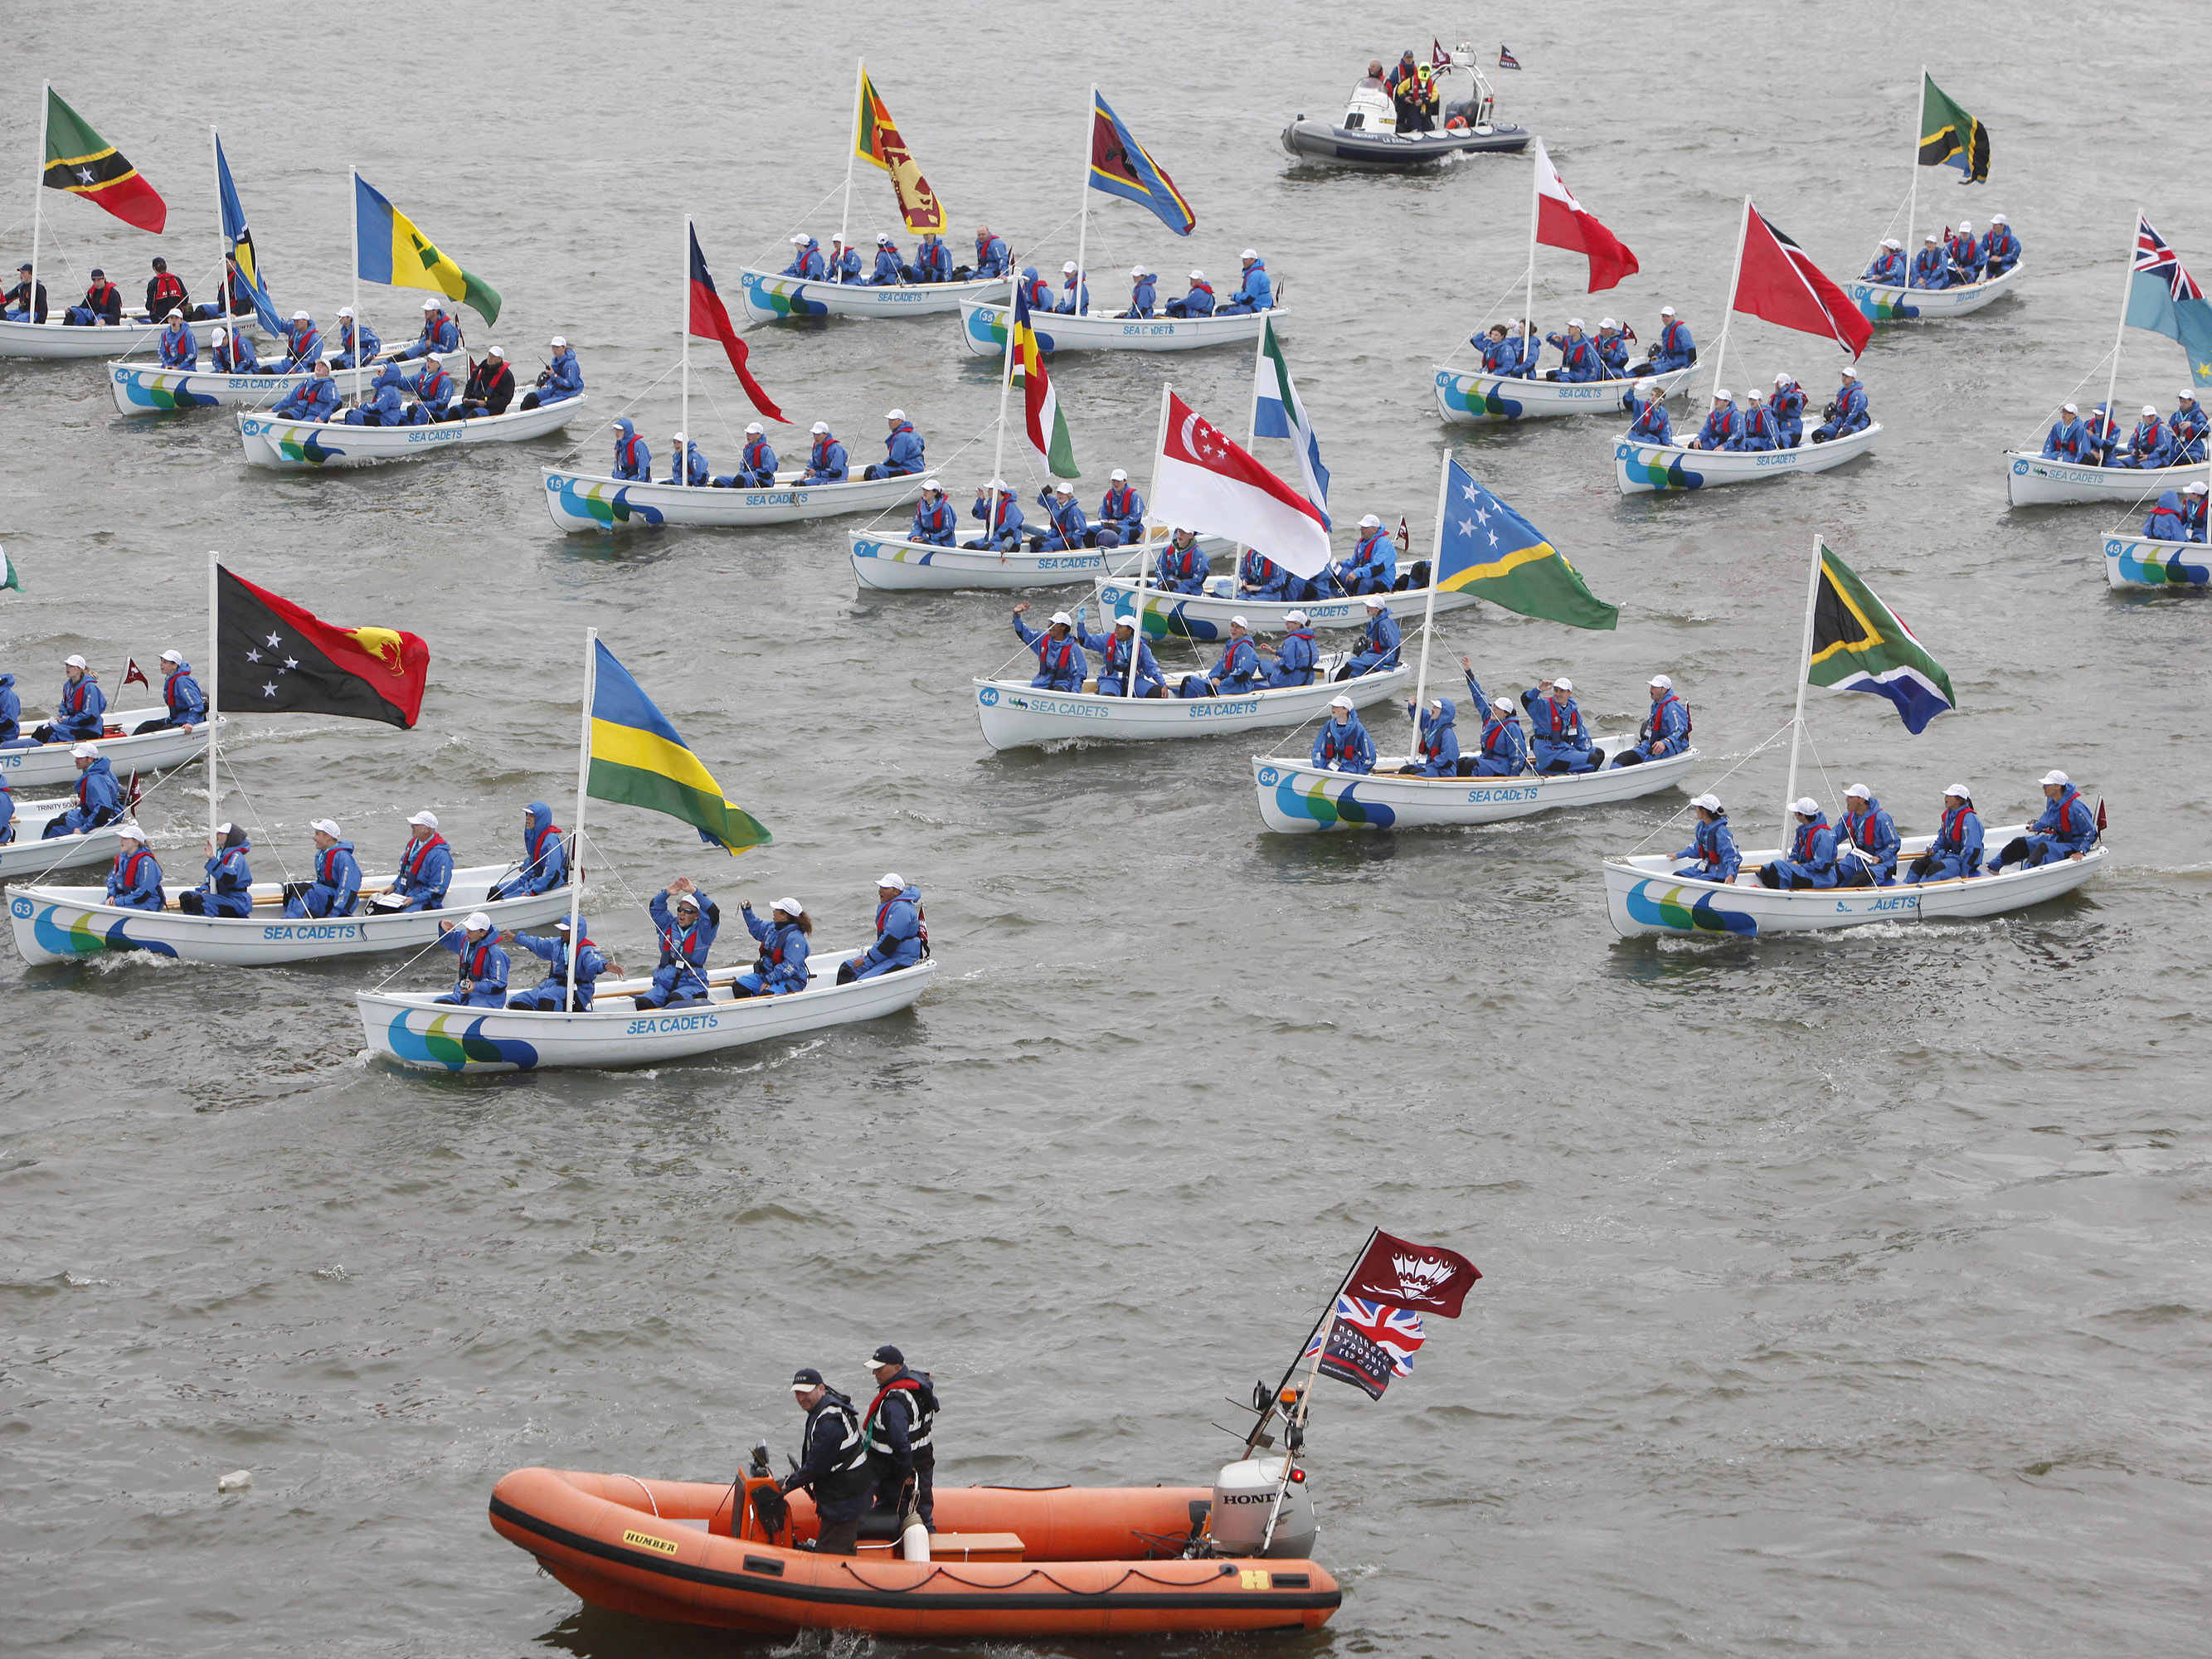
[[1847, 263, 2021, 322], [544, 467, 924, 533], [358, 956, 934, 1074], [740, 269, 1007, 322], [489, 1467, 1338, 1637], [1603, 831, 2107, 938], [2103, 533, 2212, 590], [10, 867, 574, 966], [851, 533, 1146, 591], [975, 660, 1411, 750], [1253, 744, 1698, 832], [0, 800, 125, 878], [1616, 423, 1882, 495], [2005, 451, 2205, 507], [1096, 578, 1472, 639], [239, 397, 585, 470], [957, 301, 1283, 358], [0, 712, 214, 788], [109, 351, 458, 413], [0, 313, 175, 360], [1280, 119, 1529, 168], [1432, 363, 1695, 426]]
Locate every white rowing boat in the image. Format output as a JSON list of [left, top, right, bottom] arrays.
[[109, 350, 459, 413], [357, 954, 935, 1074], [0, 311, 177, 360], [0, 799, 126, 878], [2103, 533, 2211, 591], [1432, 364, 1695, 426], [545, 466, 925, 533], [956, 301, 1284, 358], [1616, 423, 1882, 495], [1252, 742, 1699, 833], [238, 396, 584, 470], [1847, 262, 2021, 323], [1603, 828, 2107, 938], [9, 864, 575, 967], [975, 656, 1410, 750], [2004, 451, 2204, 507], [741, 270, 1005, 323], [851, 531, 1147, 592], [1095, 577, 1469, 639], [0, 712, 212, 788]]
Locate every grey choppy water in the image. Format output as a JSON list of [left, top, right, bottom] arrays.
[[2, 7, 2209, 1656]]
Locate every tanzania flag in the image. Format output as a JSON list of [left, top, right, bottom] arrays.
[[353, 174, 501, 325], [1436, 459, 1616, 630], [42, 88, 166, 232], [1089, 90, 1195, 236], [1918, 73, 1991, 183], [588, 640, 770, 856], [1808, 543, 1956, 733], [854, 67, 946, 234], [214, 566, 430, 728], [690, 224, 785, 421], [215, 133, 284, 337], [1014, 286, 1078, 479]]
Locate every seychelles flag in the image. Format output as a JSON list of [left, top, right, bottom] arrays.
[[1089, 90, 1195, 236], [689, 223, 785, 421], [1013, 286, 1077, 479], [1807, 543, 1956, 733], [42, 88, 165, 232], [588, 640, 771, 855]]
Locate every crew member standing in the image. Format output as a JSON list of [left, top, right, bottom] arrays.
[[782, 1368, 874, 1556], [862, 1344, 939, 1530]]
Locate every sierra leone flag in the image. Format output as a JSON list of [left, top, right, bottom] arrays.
[[1251, 318, 1330, 528], [1808, 543, 1956, 732], [1014, 286, 1078, 479]]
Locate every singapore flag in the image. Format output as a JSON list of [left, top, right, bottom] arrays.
[[1150, 392, 1333, 577]]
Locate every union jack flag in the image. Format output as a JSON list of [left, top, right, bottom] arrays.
[[1303, 1296, 1427, 1399], [2135, 217, 2204, 302]]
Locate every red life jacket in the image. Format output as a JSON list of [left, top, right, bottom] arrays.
[[620, 432, 644, 470], [153, 273, 186, 304], [986, 494, 1014, 534], [422, 309, 449, 339], [1105, 635, 1130, 673], [1188, 280, 1214, 298], [1320, 720, 1350, 762], [811, 436, 838, 470], [61, 677, 94, 717], [1483, 715, 1512, 756], [1662, 319, 1689, 356], [457, 939, 495, 984], [317, 844, 346, 885], [1540, 696, 1573, 737], [1354, 530, 1388, 567], [419, 366, 453, 402], [1841, 810, 1879, 850], [743, 437, 771, 470], [1791, 820, 1825, 861], [1650, 691, 1689, 737], [1035, 634, 1075, 675], [1937, 803, 1976, 853], [527, 820, 561, 873], [1101, 486, 1135, 519], [873, 896, 926, 954], [1166, 540, 1200, 578], [117, 847, 154, 889], [1420, 722, 1446, 761], [1022, 278, 1051, 306], [660, 914, 706, 963], [400, 832, 447, 883], [85, 280, 117, 307]]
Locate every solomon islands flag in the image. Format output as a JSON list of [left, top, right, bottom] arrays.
[[1437, 460, 1616, 630], [1089, 91, 1195, 236], [588, 640, 771, 855], [1807, 543, 1956, 732], [42, 87, 165, 232]]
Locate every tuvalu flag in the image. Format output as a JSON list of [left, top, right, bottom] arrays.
[[42, 87, 165, 233], [1808, 542, 1956, 733], [1918, 72, 1991, 184], [854, 66, 946, 234], [2126, 216, 2212, 389], [690, 223, 786, 421], [354, 174, 501, 325], [1732, 202, 1872, 359], [1437, 459, 1618, 630], [215, 567, 430, 727], [589, 640, 770, 856], [1013, 286, 1078, 479], [1090, 90, 1195, 236]]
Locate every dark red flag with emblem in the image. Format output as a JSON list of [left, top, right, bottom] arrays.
[[1344, 1230, 1482, 1318], [214, 566, 429, 728], [688, 223, 786, 423]]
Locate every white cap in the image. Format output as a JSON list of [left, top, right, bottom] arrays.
[[1229, 615, 1248, 629], [1636, 376, 1656, 393], [1492, 697, 1512, 713], [1775, 371, 1791, 386], [1957, 221, 1973, 234], [921, 474, 941, 491], [745, 421, 763, 435], [1568, 317, 1584, 328], [1690, 792, 1722, 812], [116, 820, 145, 842], [71, 742, 97, 758], [673, 890, 699, 909], [2062, 401, 2078, 414], [464, 910, 493, 930], [672, 431, 686, 441], [1062, 260, 1078, 274], [1883, 237, 1902, 251], [1843, 784, 1870, 801], [886, 408, 905, 421], [159, 649, 182, 664], [310, 817, 342, 837], [1189, 270, 1205, 280], [550, 335, 566, 348], [337, 306, 354, 319], [1130, 264, 1147, 276], [422, 297, 440, 309], [291, 309, 309, 320], [1428, 698, 1444, 713], [552, 917, 575, 932], [2143, 404, 2159, 416], [878, 871, 905, 888], [1553, 678, 1573, 693], [1049, 610, 1073, 625], [1358, 513, 1381, 528], [987, 477, 1009, 489], [64, 653, 87, 669], [1924, 232, 1941, 244], [790, 233, 808, 244], [876, 233, 891, 244], [488, 345, 505, 358], [1241, 248, 1258, 260], [1115, 611, 1136, 630], [1943, 781, 1972, 800], [1660, 305, 1675, 317], [1363, 595, 1384, 610], [314, 356, 332, 369], [1286, 610, 1309, 625], [1329, 694, 1353, 711], [2040, 770, 2071, 786], [210, 325, 226, 342], [810, 421, 829, 435], [2182, 390, 2200, 400], [1839, 365, 1858, 378], [408, 810, 439, 829], [2186, 482, 2209, 494], [772, 896, 804, 915], [1649, 674, 1671, 689], [1714, 388, 1732, 401], [1793, 796, 1821, 815], [1055, 481, 1074, 494], [1745, 388, 1763, 401], [1600, 317, 1617, 328], [1991, 213, 2006, 225], [1110, 468, 1128, 480]]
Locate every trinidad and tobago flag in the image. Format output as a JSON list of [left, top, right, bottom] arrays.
[[1732, 203, 1873, 359], [41, 88, 165, 233], [688, 221, 785, 422], [215, 567, 430, 728]]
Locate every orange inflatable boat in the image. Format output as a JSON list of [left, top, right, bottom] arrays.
[[489, 1466, 1342, 1638]]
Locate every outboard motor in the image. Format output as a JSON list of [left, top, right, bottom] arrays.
[[1208, 1457, 1317, 1559]]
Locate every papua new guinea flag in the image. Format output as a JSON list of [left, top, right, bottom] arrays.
[[215, 566, 430, 727]]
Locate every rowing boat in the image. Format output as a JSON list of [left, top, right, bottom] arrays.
[[358, 954, 934, 1073], [1616, 423, 1882, 495], [238, 396, 584, 470], [0, 312, 175, 360], [957, 300, 1283, 358], [545, 466, 925, 533], [1432, 364, 1695, 426], [740, 270, 1004, 322], [2004, 451, 2205, 507], [1252, 741, 1698, 833], [975, 656, 1410, 750], [1849, 262, 2022, 322], [0, 799, 126, 878], [0, 711, 212, 788], [109, 350, 459, 413], [2103, 533, 2211, 590], [852, 532, 1147, 591]]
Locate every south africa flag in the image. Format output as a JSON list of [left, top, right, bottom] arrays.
[[42, 88, 166, 233], [1808, 543, 1957, 733]]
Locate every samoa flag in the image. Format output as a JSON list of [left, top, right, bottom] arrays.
[[689, 222, 785, 422], [1302, 1297, 1427, 1400], [1089, 90, 1195, 236]]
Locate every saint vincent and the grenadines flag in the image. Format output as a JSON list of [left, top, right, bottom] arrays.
[[1808, 542, 1956, 734], [1918, 72, 1991, 184], [589, 640, 770, 856], [41, 87, 165, 232], [354, 174, 501, 325], [213, 567, 430, 728], [1089, 90, 1195, 236], [1437, 460, 1618, 630], [1012, 286, 1078, 479], [854, 66, 946, 234]]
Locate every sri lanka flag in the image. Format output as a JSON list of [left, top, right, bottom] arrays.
[[588, 640, 771, 856], [690, 222, 786, 421], [42, 88, 165, 232], [1089, 90, 1195, 236], [353, 174, 501, 324], [1013, 286, 1078, 479], [854, 66, 946, 234], [1807, 543, 1956, 733]]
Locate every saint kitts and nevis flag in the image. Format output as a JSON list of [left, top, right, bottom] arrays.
[[853, 65, 946, 234], [41, 86, 166, 232], [1531, 137, 1639, 294], [1298, 1229, 1481, 1402], [214, 566, 430, 728], [1012, 286, 1078, 479], [353, 173, 501, 325], [1437, 460, 1618, 630], [688, 221, 786, 421], [1807, 542, 1956, 734], [589, 640, 770, 856], [2127, 216, 2212, 389], [1918, 72, 1991, 184]]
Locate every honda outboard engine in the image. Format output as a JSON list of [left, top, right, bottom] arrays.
[[1208, 1457, 1316, 1559]]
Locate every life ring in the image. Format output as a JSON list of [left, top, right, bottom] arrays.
[[1444, 116, 1469, 133]]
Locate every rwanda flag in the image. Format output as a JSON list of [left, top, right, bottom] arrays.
[[42, 88, 166, 232], [1089, 91, 1195, 236], [215, 134, 284, 338], [1808, 543, 1956, 733], [588, 640, 771, 856], [1436, 460, 1616, 630], [354, 174, 501, 325], [1918, 73, 1991, 183]]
